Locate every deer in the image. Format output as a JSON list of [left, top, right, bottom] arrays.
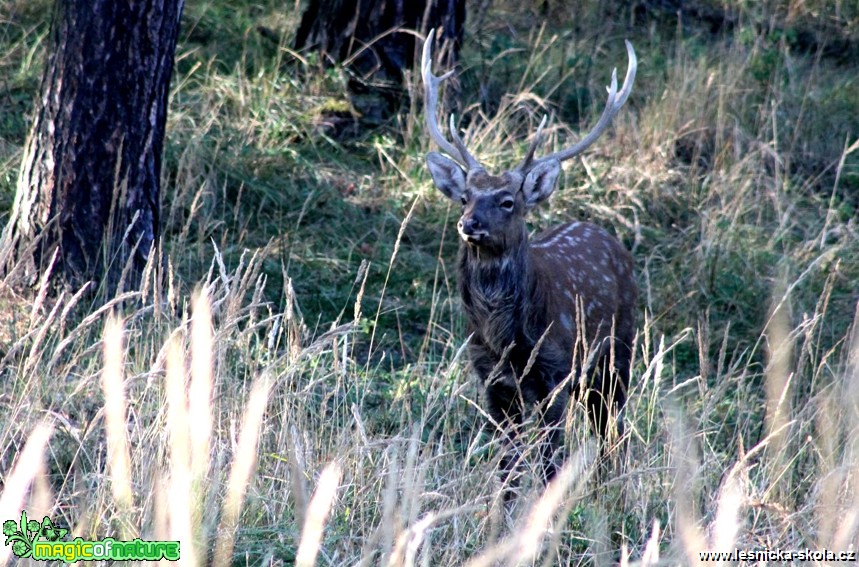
[[421, 30, 638, 487]]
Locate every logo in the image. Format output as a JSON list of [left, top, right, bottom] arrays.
[[3, 511, 180, 562], [3, 511, 67, 558]]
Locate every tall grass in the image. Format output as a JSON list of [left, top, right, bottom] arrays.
[[1, 0, 858, 565]]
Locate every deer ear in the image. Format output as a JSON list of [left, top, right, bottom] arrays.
[[427, 152, 466, 201], [522, 159, 561, 208]]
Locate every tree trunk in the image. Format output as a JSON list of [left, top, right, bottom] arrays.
[[0, 0, 183, 293], [294, 0, 465, 127]]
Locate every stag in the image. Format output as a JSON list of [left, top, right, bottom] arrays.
[[422, 30, 638, 483]]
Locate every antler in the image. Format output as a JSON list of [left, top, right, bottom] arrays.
[[422, 29, 483, 171], [516, 40, 637, 172]]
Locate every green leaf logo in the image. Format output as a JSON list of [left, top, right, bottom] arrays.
[[3, 511, 36, 558], [3, 511, 67, 558]]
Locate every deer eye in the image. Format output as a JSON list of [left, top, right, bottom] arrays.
[[499, 197, 515, 211], [460, 194, 468, 205]]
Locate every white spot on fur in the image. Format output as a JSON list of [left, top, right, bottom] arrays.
[[533, 222, 581, 249]]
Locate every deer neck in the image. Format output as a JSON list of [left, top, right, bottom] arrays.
[[458, 225, 543, 355]]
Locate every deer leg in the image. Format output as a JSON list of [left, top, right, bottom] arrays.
[[589, 336, 632, 444], [484, 381, 525, 498], [513, 358, 569, 484], [536, 383, 568, 483], [578, 338, 611, 441], [585, 384, 612, 440], [611, 334, 632, 437]]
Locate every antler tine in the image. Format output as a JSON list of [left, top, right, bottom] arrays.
[[531, 40, 637, 167], [422, 29, 482, 170], [514, 114, 548, 172], [449, 115, 483, 170], [612, 40, 637, 111]]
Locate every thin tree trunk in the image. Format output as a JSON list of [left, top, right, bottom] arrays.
[[0, 0, 183, 293], [294, 0, 465, 126]]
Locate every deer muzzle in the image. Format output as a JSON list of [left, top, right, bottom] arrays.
[[458, 217, 488, 244]]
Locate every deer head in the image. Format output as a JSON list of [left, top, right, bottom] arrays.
[[422, 29, 637, 251]]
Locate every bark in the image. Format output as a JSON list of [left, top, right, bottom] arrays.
[[0, 0, 183, 293], [294, 0, 465, 125]]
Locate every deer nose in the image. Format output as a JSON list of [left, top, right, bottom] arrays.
[[458, 217, 481, 235]]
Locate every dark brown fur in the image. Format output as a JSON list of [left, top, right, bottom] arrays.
[[459, 216, 636, 482], [422, 32, 638, 489]]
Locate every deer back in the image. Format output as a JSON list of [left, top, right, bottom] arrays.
[[530, 221, 636, 361]]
